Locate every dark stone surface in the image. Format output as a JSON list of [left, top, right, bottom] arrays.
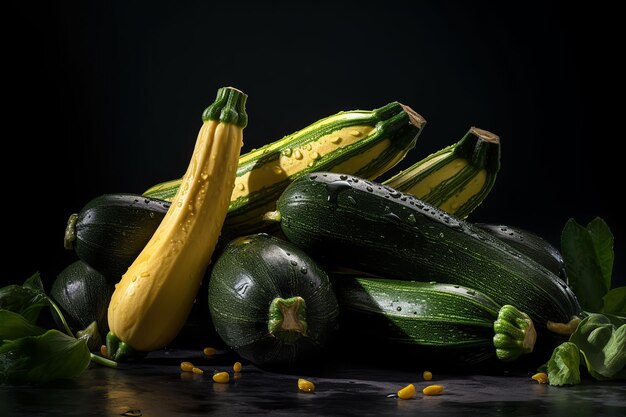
[[1, 349, 625, 417]]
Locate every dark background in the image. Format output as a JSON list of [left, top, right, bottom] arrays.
[[4, 1, 623, 289]]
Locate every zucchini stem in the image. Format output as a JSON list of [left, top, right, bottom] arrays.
[[547, 316, 582, 336], [202, 86, 248, 127], [268, 296, 308, 344], [493, 304, 536, 362], [64, 213, 78, 250], [262, 210, 281, 223], [106, 331, 145, 362]]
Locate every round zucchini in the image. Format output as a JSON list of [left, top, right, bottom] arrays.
[[64, 194, 171, 278], [50, 260, 114, 341], [208, 233, 339, 367]]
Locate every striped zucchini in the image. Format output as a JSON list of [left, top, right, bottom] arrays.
[[273, 172, 581, 329], [384, 127, 500, 218], [144, 102, 425, 234], [333, 277, 536, 364]]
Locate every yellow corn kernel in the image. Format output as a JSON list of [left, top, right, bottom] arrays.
[[100, 345, 108, 358], [531, 372, 549, 384], [180, 361, 194, 372], [233, 362, 242, 373], [397, 383, 416, 400], [192, 367, 204, 375], [213, 371, 230, 383], [422, 385, 444, 396], [203, 347, 218, 356], [423, 371, 433, 381], [298, 378, 315, 393]]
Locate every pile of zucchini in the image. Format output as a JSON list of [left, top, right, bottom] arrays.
[[56, 88, 582, 370]]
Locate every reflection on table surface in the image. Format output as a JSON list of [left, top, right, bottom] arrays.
[[1, 349, 625, 417]]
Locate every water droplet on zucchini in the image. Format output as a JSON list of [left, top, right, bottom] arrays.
[[294, 150, 303, 160], [325, 181, 352, 206]]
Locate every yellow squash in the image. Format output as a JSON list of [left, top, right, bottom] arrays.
[[144, 101, 425, 234], [106, 87, 247, 360]]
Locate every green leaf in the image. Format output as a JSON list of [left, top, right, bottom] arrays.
[[586, 218, 614, 291], [0, 329, 91, 385], [22, 273, 45, 292], [602, 287, 626, 315], [0, 310, 46, 342], [569, 313, 626, 380], [0, 273, 50, 323], [547, 342, 581, 386], [561, 218, 611, 312]]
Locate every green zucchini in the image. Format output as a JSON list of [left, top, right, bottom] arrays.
[[272, 172, 581, 329], [208, 233, 339, 367], [144, 102, 425, 234], [476, 223, 567, 281], [333, 277, 536, 364], [50, 260, 114, 348], [384, 127, 500, 218], [64, 194, 171, 278]]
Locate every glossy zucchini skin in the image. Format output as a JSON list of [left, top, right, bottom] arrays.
[[208, 233, 339, 367], [106, 86, 248, 359], [333, 277, 536, 364], [50, 260, 114, 339], [145, 102, 425, 234], [476, 223, 567, 281], [275, 173, 581, 328], [65, 194, 170, 278]]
